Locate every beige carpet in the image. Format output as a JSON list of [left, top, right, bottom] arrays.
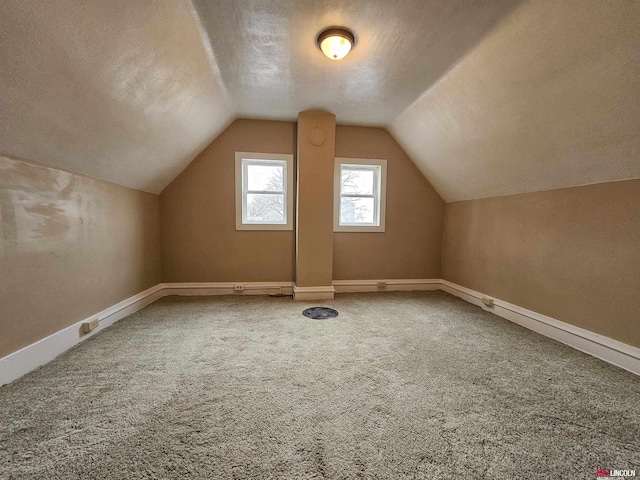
[[1, 291, 639, 479]]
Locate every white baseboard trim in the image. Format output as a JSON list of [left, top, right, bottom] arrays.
[[4, 278, 638, 386], [0, 284, 164, 387], [441, 280, 640, 376], [160, 281, 294, 297], [333, 278, 441, 293], [293, 285, 336, 301], [0, 281, 296, 386]]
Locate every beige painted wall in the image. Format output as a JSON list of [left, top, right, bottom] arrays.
[[296, 111, 336, 288], [161, 120, 445, 283], [161, 119, 297, 282], [442, 179, 640, 347], [0, 155, 161, 358], [334, 126, 445, 280]]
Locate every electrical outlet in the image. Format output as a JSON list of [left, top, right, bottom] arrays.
[[481, 296, 494, 307], [82, 318, 99, 334], [234, 284, 244, 291]]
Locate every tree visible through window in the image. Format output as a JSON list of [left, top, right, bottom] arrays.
[[334, 158, 387, 232], [340, 167, 377, 224], [245, 163, 285, 223], [235, 152, 294, 231]]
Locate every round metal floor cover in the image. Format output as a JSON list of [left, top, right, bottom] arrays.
[[302, 307, 339, 320]]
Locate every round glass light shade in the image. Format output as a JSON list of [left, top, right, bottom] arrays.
[[317, 28, 355, 60]]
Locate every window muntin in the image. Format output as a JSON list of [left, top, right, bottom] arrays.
[[334, 158, 387, 232], [235, 153, 294, 230]]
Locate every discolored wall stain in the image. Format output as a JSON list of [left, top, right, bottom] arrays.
[[23, 203, 71, 240], [0, 154, 161, 358], [0, 190, 17, 251], [0, 157, 82, 250]]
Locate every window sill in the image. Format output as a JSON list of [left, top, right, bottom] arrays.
[[236, 223, 293, 231], [334, 225, 385, 233]]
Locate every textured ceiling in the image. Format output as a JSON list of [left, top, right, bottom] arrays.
[[192, 0, 520, 125], [391, 0, 640, 201], [0, 0, 232, 194], [0, 0, 638, 198]]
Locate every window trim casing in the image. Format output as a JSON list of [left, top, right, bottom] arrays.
[[235, 152, 294, 231], [334, 157, 387, 233]]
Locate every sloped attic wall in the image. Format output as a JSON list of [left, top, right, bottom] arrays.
[[442, 179, 640, 348], [160, 119, 444, 282], [1, 0, 638, 365], [384, 0, 640, 349], [390, 0, 640, 202], [0, 156, 161, 358], [0, 0, 232, 194]]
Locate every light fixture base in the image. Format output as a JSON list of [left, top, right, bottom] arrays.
[[316, 27, 355, 60]]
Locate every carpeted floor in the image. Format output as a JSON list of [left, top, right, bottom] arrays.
[[1, 291, 639, 479]]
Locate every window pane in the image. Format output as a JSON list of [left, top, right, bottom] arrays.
[[340, 197, 375, 224], [247, 164, 284, 191], [246, 194, 285, 223], [341, 168, 374, 195]]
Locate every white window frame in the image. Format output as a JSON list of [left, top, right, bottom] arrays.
[[334, 157, 387, 233], [235, 152, 294, 231]]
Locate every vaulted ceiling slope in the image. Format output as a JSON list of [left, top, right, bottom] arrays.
[[191, 0, 520, 126], [391, 0, 640, 201], [0, 0, 232, 194], [0, 1, 638, 199]]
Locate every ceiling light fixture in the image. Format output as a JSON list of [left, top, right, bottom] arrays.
[[316, 27, 355, 60]]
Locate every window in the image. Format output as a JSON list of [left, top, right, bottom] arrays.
[[235, 152, 294, 230], [334, 157, 387, 232]]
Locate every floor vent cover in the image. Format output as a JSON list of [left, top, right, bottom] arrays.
[[302, 307, 339, 320]]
